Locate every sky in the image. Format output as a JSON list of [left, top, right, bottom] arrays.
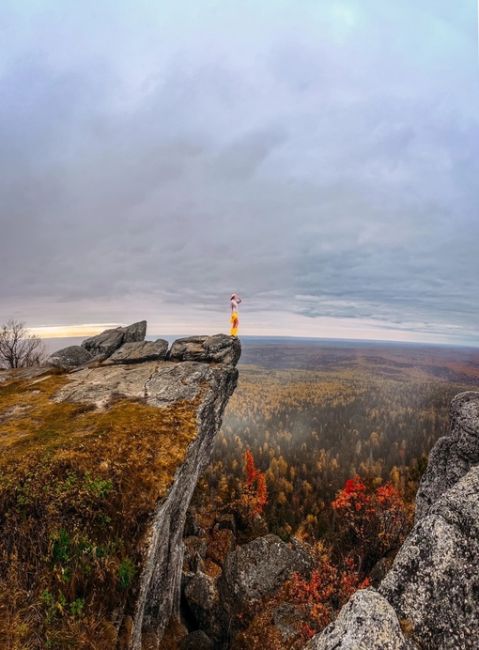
[[1, 1, 478, 344]]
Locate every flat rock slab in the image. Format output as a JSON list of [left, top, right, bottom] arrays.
[[169, 334, 241, 366], [54, 360, 234, 410], [105, 340, 169, 365]]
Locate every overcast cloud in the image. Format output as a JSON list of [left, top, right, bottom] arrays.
[[1, 1, 478, 344]]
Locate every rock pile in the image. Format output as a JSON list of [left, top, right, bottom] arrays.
[[181, 529, 314, 648], [47, 322, 240, 370]]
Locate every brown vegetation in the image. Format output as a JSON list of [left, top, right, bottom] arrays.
[[0, 371, 199, 649]]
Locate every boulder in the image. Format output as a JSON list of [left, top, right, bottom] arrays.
[[183, 571, 223, 640], [169, 334, 241, 366], [122, 320, 148, 344], [305, 589, 413, 650], [220, 534, 312, 614], [105, 340, 168, 365], [81, 320, 147, 358], [47, 345, 93, 370]]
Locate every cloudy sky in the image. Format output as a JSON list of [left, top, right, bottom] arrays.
[[1, 1, 478, 344]]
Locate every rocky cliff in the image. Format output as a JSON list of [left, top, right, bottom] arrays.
[[0, 323, 239, 649], [305, 391, 479, 650]]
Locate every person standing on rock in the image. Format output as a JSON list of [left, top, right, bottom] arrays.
[[230, 293, 241, 337]]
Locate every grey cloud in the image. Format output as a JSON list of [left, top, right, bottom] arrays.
[[1, 0, 478, 343]]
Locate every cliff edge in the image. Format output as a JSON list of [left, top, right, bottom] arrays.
[[0, 323, 239, 649], [305, 391, 479, 650]]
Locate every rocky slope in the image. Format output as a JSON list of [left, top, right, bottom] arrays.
[[0, 323, 239, 649], [305, 391, 479, 650]]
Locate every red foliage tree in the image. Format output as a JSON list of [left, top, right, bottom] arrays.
[[331, 476, 408, 569], [285, 547, 370, 641], [241, 450, 268, 517]]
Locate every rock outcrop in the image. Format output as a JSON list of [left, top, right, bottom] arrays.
[[414, 391, 479, 521], [306, 391, 479, 650], [169, 334, 241, 366], [25, 321, 241, 649]]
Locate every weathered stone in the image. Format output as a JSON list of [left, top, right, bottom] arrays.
[[47, 345, 93, 370], [105, 340, 168, 365], [220, 534, 313, 613], [169, 334, 241, 366], [81, 320, 147, 357], [379, 467, 479, 650], [54, 360, 233, 410], [179, 630, 214, 650], [184, 572, 223, 640], [415, 391, 479, 520], [122, 320, 148, 344], [305, 589, 413, 650], [81, 328, 124, 357]]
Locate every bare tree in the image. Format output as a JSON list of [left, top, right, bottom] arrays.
[[0, 320, 46, 369]]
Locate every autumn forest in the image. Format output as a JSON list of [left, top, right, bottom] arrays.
[[187, 340, 479, 646]]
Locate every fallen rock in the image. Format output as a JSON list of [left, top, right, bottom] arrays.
[[184, 572, 223, 640], [105, 339, 168, 365], [47, 345, 93, 370], [81, 320, 147, 358], [169, 334, 241, 366], [220, 534, 313, 614], [304, 589, 413, 650]]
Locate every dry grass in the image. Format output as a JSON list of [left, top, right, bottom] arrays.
[[0, 371, 200, 649]]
